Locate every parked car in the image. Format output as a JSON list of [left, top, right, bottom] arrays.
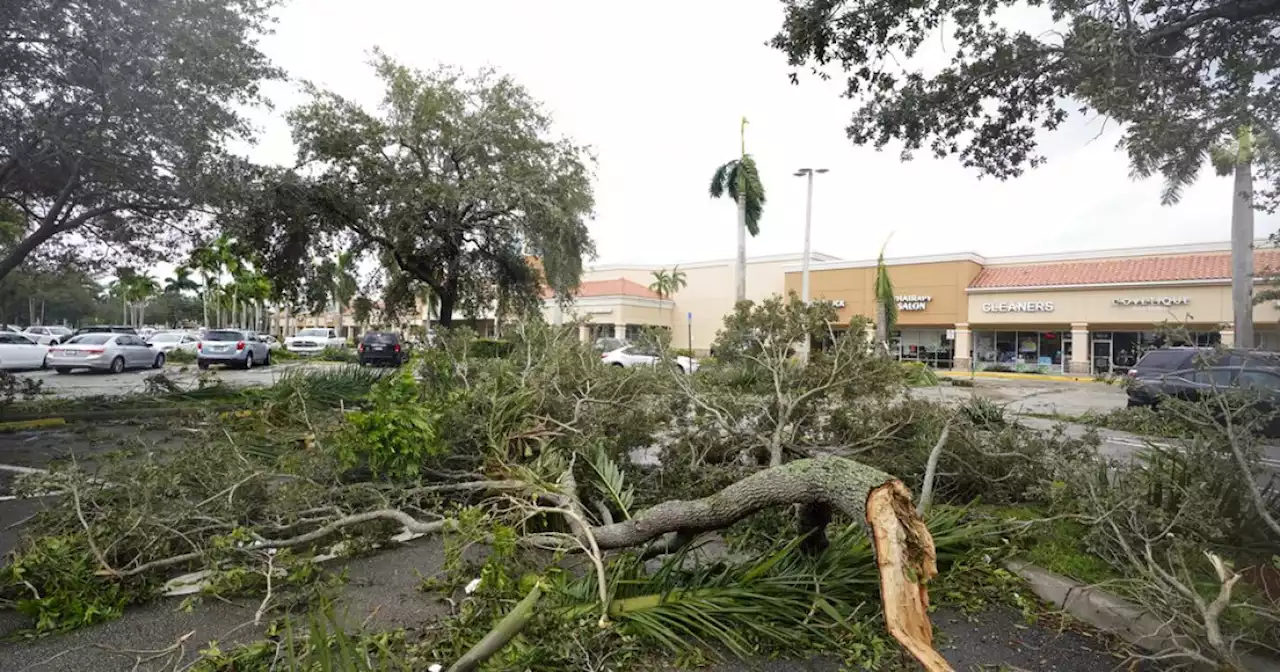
[[0, 332, 49, 370], [358, 331, 408, 367], [47, 333, 164, 374], [146, 330, 200, 354], [284, 328, 345, 355], [601, 344, 698, 373], [1126, 348, 1279, 405], [1, 324, 24, 334], [23, 325, 73, 345], [72, 325, 138, 337], [197, 329, 271, 370]]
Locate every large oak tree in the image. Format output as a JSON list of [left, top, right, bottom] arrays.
[[282, 52, 596, 327], [0, 0, 283, 280], [770, 0, 1280, 208]]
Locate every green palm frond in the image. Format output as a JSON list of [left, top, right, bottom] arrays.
[[724, 162, 742, 203], [874, 238, 897, 334], [737, 155, 766, 237], [670, 266, 687, 292], [709, 162, 733, 198], [586, 446, 633, 519]]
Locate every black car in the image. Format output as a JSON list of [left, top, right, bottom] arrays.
[[1127, 345, 1280, 403], [73, 325, 138, 336], [358, 331, 408, 366]]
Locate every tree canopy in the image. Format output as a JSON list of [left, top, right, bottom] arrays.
[[771, 0, 1280, 208], [254, 52, 596, 327], [0, 0, 283, 280]]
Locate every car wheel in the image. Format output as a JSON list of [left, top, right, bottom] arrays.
[[611, 362, 625, 368], [109, 356, 125, 374], [197, 360, 210, 370], [153, 353, 165, 369], [243, 353, 254, 370], [55, 367, 72, 374]]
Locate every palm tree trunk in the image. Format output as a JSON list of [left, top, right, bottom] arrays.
[[875, 302, 888, 349], [735, 197, 747, 304], [336, 303, 345, 342], [1231, 157, 1254, 348], [201, 288, 209, 328], [27, 297, 35, 326], [122, 295, 128, 324]]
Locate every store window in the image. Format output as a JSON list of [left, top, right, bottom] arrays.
[[891, 329, 954, 369], [971, 330, 1071, 373]]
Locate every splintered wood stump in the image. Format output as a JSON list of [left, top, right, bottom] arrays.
[[868, 481, 953, 672]]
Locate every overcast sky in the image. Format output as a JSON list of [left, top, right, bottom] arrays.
[[238, 0, 1280, 270]]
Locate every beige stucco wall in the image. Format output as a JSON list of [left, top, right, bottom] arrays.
[[782, 260, 982, 327], [579, 257, 804, 352], [968, 285, 1280, 327]]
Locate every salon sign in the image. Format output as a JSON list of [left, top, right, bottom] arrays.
[[896, 295, 932, 311], [1112, 296, 1191, 308]]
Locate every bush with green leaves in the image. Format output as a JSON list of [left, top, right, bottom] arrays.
[[318, 346, 357, 363], [0, 534, 131, 635], [334, 366, 450, 480]]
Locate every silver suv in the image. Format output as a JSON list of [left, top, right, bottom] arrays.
[[197, 329, 271, 370]]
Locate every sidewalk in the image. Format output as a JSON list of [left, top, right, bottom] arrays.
[[938, 370, 1103, 384]]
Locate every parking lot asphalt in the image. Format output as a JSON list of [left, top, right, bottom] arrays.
[[9, 360, 342, 399]]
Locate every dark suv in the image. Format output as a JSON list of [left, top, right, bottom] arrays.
[[358, 331, 407, 367], [73, 325, 138, 336], [1126, 347, 1280, 409]]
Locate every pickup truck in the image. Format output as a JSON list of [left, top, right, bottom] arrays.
[[284, 327, 345, 354]]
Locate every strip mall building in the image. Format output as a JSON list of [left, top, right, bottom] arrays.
[[547, 240, 1280, 375]]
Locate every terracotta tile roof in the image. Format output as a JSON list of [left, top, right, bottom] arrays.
[[543, 278, 663, 300], [970, 249, 1280, 289]]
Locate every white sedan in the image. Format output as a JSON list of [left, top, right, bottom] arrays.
[[23, 325, 73, 345], [0, 332, 49, 370], [147, 331, 200, 354], [285, 328, 346, 354], [601, 345, 698, 374]]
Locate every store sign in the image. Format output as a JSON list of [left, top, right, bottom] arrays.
[[1112, 296, 1191, 307], [827, 299, 847, 308], [896, 295, 932, 311], [982, 301, 1054, 313]]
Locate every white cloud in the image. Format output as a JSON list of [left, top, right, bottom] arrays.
[[230, 0, 1278, 276]]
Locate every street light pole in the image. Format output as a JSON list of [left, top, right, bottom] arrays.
[[794, 168, 829, 304]]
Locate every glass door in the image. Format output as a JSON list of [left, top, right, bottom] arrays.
[[1091, 333, 1113, 375]]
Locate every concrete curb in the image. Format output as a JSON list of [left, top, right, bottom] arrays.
[[1005, 559, 1277, 670], [939, 371, 1103, 384]]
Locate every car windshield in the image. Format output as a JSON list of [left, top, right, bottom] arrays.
[[67, 334, 112, 345], [297, 329, 328, 338], [594, 338, 627, 352], [204, 330, 244, 342], [363, 332, 397, 344], [150, 333, 184, 342], [50, 327, 71, 335]]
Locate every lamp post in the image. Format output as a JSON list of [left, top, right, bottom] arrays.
[[793, 168, 829, 304]]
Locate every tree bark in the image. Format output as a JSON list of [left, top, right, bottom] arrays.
[[736, 197, 747, 304], [1231, 157, 1254, 348], [875, 301, 888, 348]]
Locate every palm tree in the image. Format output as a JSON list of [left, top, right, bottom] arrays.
[[648, 267, 688, 326], [333, 250, 359, 342], [1208, 126, 1277, 349], [130, 274, 158, 327], [709, 117, 767, 304], [669, 266, 688, 298], [165, 266, 199, 295], [189, 245, 223, 328], [873, 237, 897, 352]]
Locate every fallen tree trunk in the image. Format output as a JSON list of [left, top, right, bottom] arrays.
[[585, 456, 952, 671]]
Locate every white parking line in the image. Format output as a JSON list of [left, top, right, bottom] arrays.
[[0, 463, 47, 475]]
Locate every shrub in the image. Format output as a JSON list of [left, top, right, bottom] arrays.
[[318, 346, 357, 363], [471, 338, 513, 359], [983, 364, 1014, 373], [334, 367, 448, 480], [900, 361, 939, 387], [271, 348, 301, 361], [0, 535, 131, 635], [166, 349, 196, 364], [672, 348, 695, 358]]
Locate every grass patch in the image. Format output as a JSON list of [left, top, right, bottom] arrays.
[[982, 505, 1121, 586]]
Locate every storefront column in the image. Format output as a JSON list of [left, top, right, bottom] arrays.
[[1220, 328, 1235, 347], [952, 323, 972, 371], [578, 324, 590, 343], [614, 323, 626, 340], [1069, 323, 1091, 374]]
